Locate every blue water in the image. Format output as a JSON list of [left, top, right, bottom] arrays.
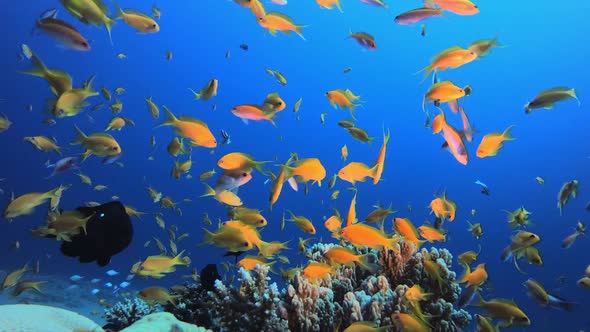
[[1, 0, 590, 330]]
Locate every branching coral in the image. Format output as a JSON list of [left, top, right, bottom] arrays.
[[104, 298, 161, 330], [165, 265, 289, 332]]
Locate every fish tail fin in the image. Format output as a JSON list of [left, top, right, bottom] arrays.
[[200, 183, 216, 197], [383, 126, 391, 144], [19, 54, 48, 78], [335, 0, 343, 13], [369, 163, 380, 182], [415, 65, 433, 82], [83, 74, 96, 93], [71, 125, 87, 145], [568, 88, 581, 106], [155, 106, 178, 128], [31, 281, 47, 293], [358, 254, 380, 274], [199, 228, 215, 246], [502, 125, 515, 140], [104, 16, 115, 45], [500, 245, 512, 262], [549, 295, 576, 312], [174, 250, 190, 266], [111, 0, 124, 19], [188, 88, 201, 100], [295, 25, 307, 41]]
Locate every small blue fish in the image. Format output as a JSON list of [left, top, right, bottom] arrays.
[[105, 269, 119, 276], [221, 129, 231, 145], [69, 274, 83, 282], [474, 180, 490, 195]]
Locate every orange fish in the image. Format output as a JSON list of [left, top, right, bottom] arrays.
[[372, 128, 390, 184], [418, 224, 446, 242], [316, 0, 343, 12], [258, 12, 306, 40], [341, 144, 348, 160], [156, 107, 216, 148], [248, 0, 267, 18], [326, 89, 361, 118], [458, 263, 488, 287], [217, 152, 269, 173], [423, 81, 470, 110], [324, 209, 342, 235], [340, 223, 398, 251], [345, 190, 357, 226], [476, 125, 515, 158], [394, 218, 425, 247], [428, 0, 479, 16], [302, 261, 335, 281], [419, 46, 477, 80], [324, 246, 379, 273], [269, 154, 297, 211], [231, 104, 275, 125], [286, 158, 326, 186], [338, 162, 377, 185]]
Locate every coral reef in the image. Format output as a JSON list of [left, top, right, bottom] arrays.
[[164, 265, 289, 332], [163, 242, 471, 331], [104, 298, 161, 331]]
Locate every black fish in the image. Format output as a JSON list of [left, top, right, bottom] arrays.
[[200, 264, 221, 292], [239, 44, 249, 51], [434, 217, 443, 230], [60, 201, 133, 266], [585, 201, 590, 211]]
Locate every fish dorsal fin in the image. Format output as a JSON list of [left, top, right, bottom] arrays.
[[541, 86, 572, 94], [432, 46, 464, 62], [178, 116, 207, 127], [41, 18, 80, 32], [90, 132, 115, 139], [493, 298, 518, 306], [266, 11, 295, 23], [124, 9, 152, 19]]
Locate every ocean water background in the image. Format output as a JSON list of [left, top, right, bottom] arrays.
[[1, 0, 590, 330]]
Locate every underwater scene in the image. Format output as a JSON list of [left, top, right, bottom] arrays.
[[0, 0, 589, 331]]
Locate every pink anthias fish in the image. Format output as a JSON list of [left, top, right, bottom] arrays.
[[45, 156, 80, 177], [214, 170, 253, 193], [394, 7, 443, 25], [269, 0, 287, 5], [359, 0, 387, 8]]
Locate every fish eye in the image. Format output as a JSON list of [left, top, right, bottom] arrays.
[[242, 173, 247, 177], [528, 234, 536, 239], [260, 219, 264, 224], [112, 146, 118, 151], [243, 242, 249, 247], [151, 24, 157, 29]]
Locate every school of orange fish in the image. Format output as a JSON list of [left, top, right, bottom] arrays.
[[1, 0, 587, 330]]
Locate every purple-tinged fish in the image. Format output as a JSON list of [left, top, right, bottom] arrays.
[[395, 8, 443, 25], [45, 156, 79, 177], [35, 9, 91, 51], [359, 0, 387, 8], [214, 170, 252, 193]]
